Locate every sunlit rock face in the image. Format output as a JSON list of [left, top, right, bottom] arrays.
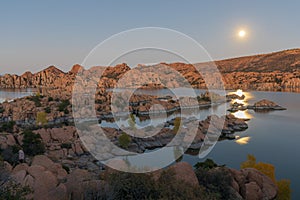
[[1, 49, 300, 92]]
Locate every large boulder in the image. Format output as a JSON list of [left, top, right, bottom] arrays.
[[50, 127, 75, 143], [245, 182, 263, 200], [31, 155, 54, 170], [241, 168, 278, 200], [168, 162, 199, 186], [12, 163, 29, 174]]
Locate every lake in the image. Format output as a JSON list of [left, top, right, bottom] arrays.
[[0, 88, 36, 103], [108, 88, 300, 199], [1, 88, 299, 198]]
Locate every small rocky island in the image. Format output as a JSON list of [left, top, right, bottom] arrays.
[[248, 99, 287, 111], [228, 99, 286, 112]]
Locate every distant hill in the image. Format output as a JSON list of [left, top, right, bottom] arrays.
[[214, 49, 300, 73]]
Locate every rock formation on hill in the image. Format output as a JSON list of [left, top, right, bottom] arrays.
[[1, 49, 300, 92]]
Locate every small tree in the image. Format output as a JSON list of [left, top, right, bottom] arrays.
[[36, 112, 47, 125], [173, 117, 181, 134], [118, 133, 131, 149], [128, 114, 136, 130], [22, 130, 45, 156]]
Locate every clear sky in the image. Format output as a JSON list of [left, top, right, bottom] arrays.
[[1, 0, 300, 74]]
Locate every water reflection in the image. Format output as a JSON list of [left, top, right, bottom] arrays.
[[235, 136, 251, 145], [232, 110, 253, 119]]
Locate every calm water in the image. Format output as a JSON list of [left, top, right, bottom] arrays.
[[110, 89, 300, 199], [1, 88, 299, 198], [182, 91, 300, 199], [0, 88, 36, 103]]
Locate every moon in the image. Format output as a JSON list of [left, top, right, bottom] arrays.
[[238, 30, 246, 38]]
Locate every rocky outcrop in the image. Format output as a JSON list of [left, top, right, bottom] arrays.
[[10, 155, 105, 200], [248, 99, 286, 111], [229, 168, 278, 200], [2, 49, 300, 92]]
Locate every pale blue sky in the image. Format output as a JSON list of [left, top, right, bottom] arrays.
[[1, 0, 300, 74]]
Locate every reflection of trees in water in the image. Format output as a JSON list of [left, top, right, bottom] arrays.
[[241, 155, 291, 200]]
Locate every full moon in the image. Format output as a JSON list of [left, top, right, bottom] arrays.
[[238, 30, 246, 38]]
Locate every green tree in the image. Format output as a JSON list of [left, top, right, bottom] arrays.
[[36, 112, 48, 125], [118, 133, 131, 149], [128, 114, 136, 130], [58, 100, 70, 112], [173, 117, 181, 134], [22, 130, 45, 156]]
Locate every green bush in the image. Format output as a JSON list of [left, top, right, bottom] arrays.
[[102, 170, 209, 200], [0, 121, 16, 132], [194, 159, 223, 170], [118, 133, 131, 149], [0, 107, 4, 113], [107, 173, 159, 199], [195, 165, 233, 199], [48, 97, 54, 102], [22, 130, 45, 156], [61, 143, 72, 149], [58, 100, 70, 112], [45, 107, 51, 113]]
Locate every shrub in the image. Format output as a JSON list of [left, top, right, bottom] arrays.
[[64, 108, 69, 114], [118, 133, 131, 149], [0, 121, 16, 133], [58, 100, 70, 112], [102, 170, 209, 200], [194, 159, 222, 170], [45, 107, 51, 113], [61, 143, 72, 149], [106, 172, 159, 200], [22, 130, 45, 156], [36, 112, 48, 125], [48, 97, 54, 102], [0, 106, 4, 113], [195, 166, 233, 199]]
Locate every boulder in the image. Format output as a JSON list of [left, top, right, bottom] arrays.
[[6, 134, 16, 146], [166, 162, 199, 186], [23, 174, 35, 188], [33, 171, 58, 200], [34, 128, 51, 143], [12, 163, 29, 174], [31, 155, 54, 170], [11, 169, 26, 184], [27, 165, 46, 178], [50, 127, 75, 143], [241, 168, 278, 200], [245, 182, 263, 200], [47, 183, 68, 200]]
